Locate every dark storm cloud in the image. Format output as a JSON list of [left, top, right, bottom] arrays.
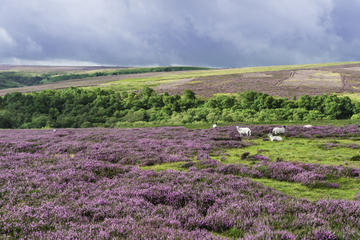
[[0, 0, 358, 67]]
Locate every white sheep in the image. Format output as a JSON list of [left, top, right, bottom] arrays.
[[236, 126, 251, 136], [53, 129, 57, 133], [303, 124, 313, 128], [268, 133, 283, 141], [212, 123, 217, 128], [272, 126, 286, 135]]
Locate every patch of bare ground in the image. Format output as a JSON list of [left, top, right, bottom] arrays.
[[280, 70, 342, 88], [156, 71, 299, 98], [156, 64, 360, 98], [153, 78, 195, 91], [331, 65, 360, 92], [344, 67, 360, 71], [0, 66, 11, 70], [0, 72, 164, 96]]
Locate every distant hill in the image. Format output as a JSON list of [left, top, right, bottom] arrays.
[[0, 66, 208, 92], [1, 62, 360, 99]]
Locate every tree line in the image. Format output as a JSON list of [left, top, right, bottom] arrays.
[[0, 87, 357, 128]]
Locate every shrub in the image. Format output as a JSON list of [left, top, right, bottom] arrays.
[[350, 155, 360, 161], [351, 113, 360, 120]]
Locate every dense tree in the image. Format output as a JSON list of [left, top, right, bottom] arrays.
[[0, 87, 357, 128]]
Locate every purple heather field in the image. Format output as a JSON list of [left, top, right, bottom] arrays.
[[0, 126, 360, 239]]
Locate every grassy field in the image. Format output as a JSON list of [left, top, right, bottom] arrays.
[[140, 134, 360, 202], [112, 118, 360, 129], [140, 160, 360, 201], [214, 137, 360, 168], [3, 61, 360, 98], [252, 177, 360, 201], [0, 66, 207, 93], [97, 61, 360, 91]]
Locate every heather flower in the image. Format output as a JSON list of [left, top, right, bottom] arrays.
[[314, 229, 337, 240], [0, 127, 359, 239], [252, 154, 270, 161], [354, 193, 360, 201]]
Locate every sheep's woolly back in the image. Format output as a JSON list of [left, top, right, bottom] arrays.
[[236, 126, 251, 136], [268, 133, 283, 141], [272, 127, 286, 135]]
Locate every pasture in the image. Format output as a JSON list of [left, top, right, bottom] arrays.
[[0, 125, 359, 239], [2, 61, 360, 98]]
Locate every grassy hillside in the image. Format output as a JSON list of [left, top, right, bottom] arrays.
[[97, 61, 360, 91], [2, 61, 360, 98], [0, 66, 208, 90]]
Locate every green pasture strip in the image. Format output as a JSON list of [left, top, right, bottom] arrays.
[[337, 92, 360, 102], [215, 138, 360, 168], [47, 66, 209, 83], [114, 121, 217, 129], [212, 119, 360, 127], [138, 161, 359, 201], [96, 61, 360, 91], [112, 120, 360, 130], [252, 177, 360, 201], [94, 75, 176, 91], [139, 161, 189, 172], [0, 66, 208, 89]]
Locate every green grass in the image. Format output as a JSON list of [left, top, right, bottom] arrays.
[[215, 137, 360, 168], [337, 92, 360, 102], [113, 119, 360, 130], [138, 161, 360, 201], [138, 135, 360, 201], [0, 66, 208, 90], [252, 177, 360, 201], [140, 161, 189, 172]]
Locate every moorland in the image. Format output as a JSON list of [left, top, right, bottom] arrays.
[[0, 62, 359, 239]]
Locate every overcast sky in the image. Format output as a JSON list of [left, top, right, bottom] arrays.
[[0, 0, 359, 67]]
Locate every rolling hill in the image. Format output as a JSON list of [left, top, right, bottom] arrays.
[[1, 62, 360, 99]]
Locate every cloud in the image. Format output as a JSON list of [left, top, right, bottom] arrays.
[[0, 0, 359, 67], [0, 27, 15, 47], [4, 58, 101, 66]]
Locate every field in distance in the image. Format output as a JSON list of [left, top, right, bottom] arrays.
[[2, 62, 360, 99]]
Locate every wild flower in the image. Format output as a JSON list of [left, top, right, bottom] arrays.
[[0, 127, 359, 239]]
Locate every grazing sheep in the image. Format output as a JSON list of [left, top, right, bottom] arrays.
[[303, 124, 313, 128], [53, 129, 57, 133], [236, 126, 251, 136], [212, 123, 217, 128], [272, 126, 286, 135], [268, 133, 283, 141]]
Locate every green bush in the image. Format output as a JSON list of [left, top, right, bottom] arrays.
[[350, 155, 360, 161], [351, 113, 360, 120], [122, 109, 146, 122], [0, 87, 358, 128]]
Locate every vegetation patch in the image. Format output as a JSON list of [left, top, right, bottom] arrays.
[[0, 66, 208, 90], [280, 70, 342, 88], [140, 161, 189, 172], [350, 155, 360, 161], [139, 161, 360, 201], [1, 126, 359, 239], [0, 87, 358, 129], [252, 177, 360, 201], [216, 138, 360, 168]]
